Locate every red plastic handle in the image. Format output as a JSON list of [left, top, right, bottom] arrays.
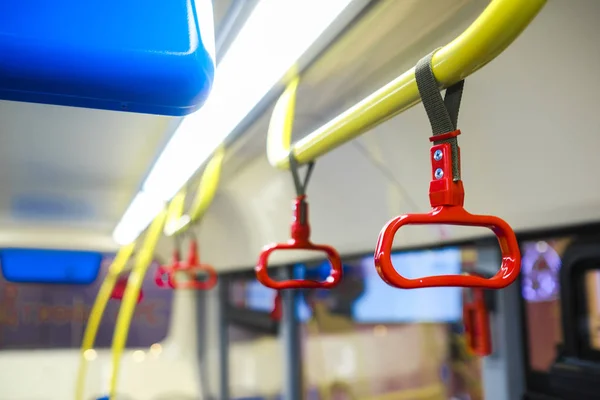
[[375, 140, 520, 289], [463, 287, 492, 356], [171, 264, 218, 290], [255, 197, 343, 290], [374, 206, 520, 289], [256, 241, 343, 290], [173, 241, 218, 290], [155, 244, 218, 290]]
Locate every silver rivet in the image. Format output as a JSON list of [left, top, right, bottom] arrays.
[[433, 149, 443, 161], [434, 168, 444, 179]]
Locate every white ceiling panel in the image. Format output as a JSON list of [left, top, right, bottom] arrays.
[[0, 100, 178, 242]]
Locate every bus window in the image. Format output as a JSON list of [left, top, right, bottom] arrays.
[[0, 255, 173, 349], [298, 246, 483, 400], [584, 270, 600, 351], [521, 238, 571, 372], [224, 271, 280, 399]]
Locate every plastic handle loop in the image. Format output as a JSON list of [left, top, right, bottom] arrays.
[[255, 196, 343, 290], [374, 142, 521, 289], [161, 241, 218, 290], [110, 278, 144, 304], [463, 287, 492, 356], [175, 240, 218, 290], [173, 264, 218, 290]]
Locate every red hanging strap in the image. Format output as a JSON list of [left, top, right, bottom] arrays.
[[155, 237, 218, 291], [255, 155, 342, 319], [172, 239, 218, 290], [375, 139, 520, 289], [374, 52, 520, 290]]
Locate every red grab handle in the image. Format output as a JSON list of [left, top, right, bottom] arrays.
[[255, 197, 343, 290], [173, 264, 218, 290], [374, 142, 521, 289], [156, 243, 218, 290], [374, 206, 520, 289], [463, 287, 492, 356], [173, 241, 218, 290], [256, 241, 343, 290]]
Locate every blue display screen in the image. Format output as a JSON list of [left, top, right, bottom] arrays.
[[245, 280, 277, 312], [244, 279, 312, 322], [294, 247, 463, 323], [352, 248, 462, 323], [0, 248, 102, 284]]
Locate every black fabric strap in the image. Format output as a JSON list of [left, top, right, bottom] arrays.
[[289, 152, 315, 197], [289, 152, 314, 224], [415, 51, 464, 181]]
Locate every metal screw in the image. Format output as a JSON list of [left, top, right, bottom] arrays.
[[433, 149, 443, 161], [434, 168, 444, 179]]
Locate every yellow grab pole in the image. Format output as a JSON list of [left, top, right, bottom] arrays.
[[189, 145, 225, 224], [267, 0, 546, 169], [163, 189, 187, 236], [75, 242, 135, 400], [108, 209, 168, 398], [166, 146, 226, 236]]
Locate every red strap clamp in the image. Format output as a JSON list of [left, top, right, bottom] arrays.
[[156, 240, 218, 290], [256, 195, 343, 290], [463, 286, 492, 356], [255, 158, 343, 319], [375, 135, 520, 289]]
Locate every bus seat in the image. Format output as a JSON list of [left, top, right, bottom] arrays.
[[0, 0, 215, 116]]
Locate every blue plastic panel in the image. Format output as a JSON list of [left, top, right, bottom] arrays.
[[0, 248, 102, 284], [0, 0, 215, 116]]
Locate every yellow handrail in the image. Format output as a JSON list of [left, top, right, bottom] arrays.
[[267, 0, 546, 169], [163, 189, 188, 236], [108, 209, 168, 398], [75, 242, 136, 400]]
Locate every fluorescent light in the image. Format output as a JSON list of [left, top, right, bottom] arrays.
[[113, 0, 354, 244], [113, 192, 165, 245], [196, 0, 216, 64]]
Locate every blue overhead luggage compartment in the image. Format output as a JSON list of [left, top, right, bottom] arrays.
[[0, 0, 216, 116]]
